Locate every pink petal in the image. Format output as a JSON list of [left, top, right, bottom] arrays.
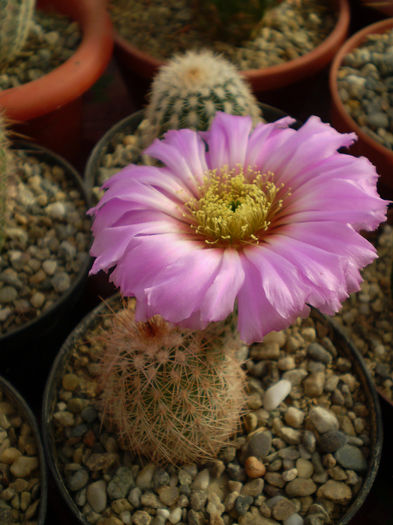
[[145, 129, 207, 194], [236, 255, 308, 343], [269, 116, 356, 185], [264, 234, 355, 310], [199, 249, 245, 322], [243, 245, 308, 318], [202, 112, 253, 170], [145, 248, 223, 324], [108, 234, 196, 299], [245, 116, 296, 168], [286, 178, 387, 231]]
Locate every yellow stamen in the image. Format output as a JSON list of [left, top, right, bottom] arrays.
[[185, 165, 285, 246]]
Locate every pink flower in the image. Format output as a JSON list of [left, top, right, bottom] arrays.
[[89, 113, 387, 344]]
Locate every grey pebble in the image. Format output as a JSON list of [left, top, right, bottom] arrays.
[[318, 430, 348, 453], [108, 466, 135, 499], [335, 444, 368, 472], [67, 469, 89, 491], [246, 430, 272, 459], [235, 494, 253, 515], [307, 343, 332, 364]]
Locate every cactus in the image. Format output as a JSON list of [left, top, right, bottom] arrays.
[[139, 49, 262, 151], [97, 304, 247, 465], [0, 111, 11, 252], [192, 0, 277, 44], [0, 0, 36, 69]]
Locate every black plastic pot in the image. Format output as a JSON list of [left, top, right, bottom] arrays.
[[42, 295, 382, 525], [0, 142, 92, 406], [0, 375, 48, 525]]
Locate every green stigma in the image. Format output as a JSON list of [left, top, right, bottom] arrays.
[[185, 165, 285, 245]]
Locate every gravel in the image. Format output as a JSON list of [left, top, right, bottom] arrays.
[[0, 148, 91, 335], [0, 8, 81, 89], [110, 0, 336, 71], [48, 300, 375, 525], [0, 383, 43, 524], [334, 222, 393, 402], [337, 27, 393, 151]]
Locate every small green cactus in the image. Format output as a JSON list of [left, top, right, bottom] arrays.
[[97, 304, 247, 465], [192, 0, 277, 44], [0, 0, 36, 69], [140, 49, 262, 151], [0, 111, 11, 251]]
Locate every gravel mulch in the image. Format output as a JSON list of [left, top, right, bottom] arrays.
[[110, 0, 337, 70], [334, 222, 393, 404], [47, 299, 376, 525], [0, 381, 44, 524], [0, 148, 91, 335], [337, 27, 393, 151], [0, 8, 81, 89]]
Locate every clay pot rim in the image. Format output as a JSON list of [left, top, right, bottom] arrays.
[[113, 0, 350, 90], [329, 17, 393, 162], [0, 0, 113, 121]]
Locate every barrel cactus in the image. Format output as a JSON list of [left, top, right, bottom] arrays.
[[0, 0, 36, 69], [139, 49, 262, 151], [97, 303, 247, 465]]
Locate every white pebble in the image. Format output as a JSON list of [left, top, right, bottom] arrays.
[[263, 379, 292, 411], [45, 201, 66, 219], [168, 507, 182, 524], [191, 468, 210, 490], [309, 406, 339, 434]]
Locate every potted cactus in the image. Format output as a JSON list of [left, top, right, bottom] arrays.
[[43, 50, 386, 524], [0, 0, 113, 160]]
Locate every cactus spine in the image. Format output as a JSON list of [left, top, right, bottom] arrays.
[[140, 49, 262, 150], [0, 0, 36, 69], [97, 304, 247, 465]]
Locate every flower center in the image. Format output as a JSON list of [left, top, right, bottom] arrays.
[[185, 165, 284, 245]]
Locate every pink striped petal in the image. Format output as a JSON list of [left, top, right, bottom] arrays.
[[145, 248, 223, 324], [202, 112, 253, 170]]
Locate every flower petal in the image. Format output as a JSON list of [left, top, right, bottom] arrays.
[[199, 249, 245, 322], [236, 255, 309, 343], [243, 245, 308, 318], [145, 129, 207, 194], [146, 248, 223, 324], [245, 116, 296, 168], [202, 112, 253, 169], [108, 234, 196, 299], [268, 116, 356, 185]]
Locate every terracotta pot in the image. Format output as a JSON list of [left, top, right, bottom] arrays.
[[361, 0, 393, 17], [0, 0, 113, 161], [41, 295, 382, 525], [329, 18, 393, 199], [112, 0, 350, 93]]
